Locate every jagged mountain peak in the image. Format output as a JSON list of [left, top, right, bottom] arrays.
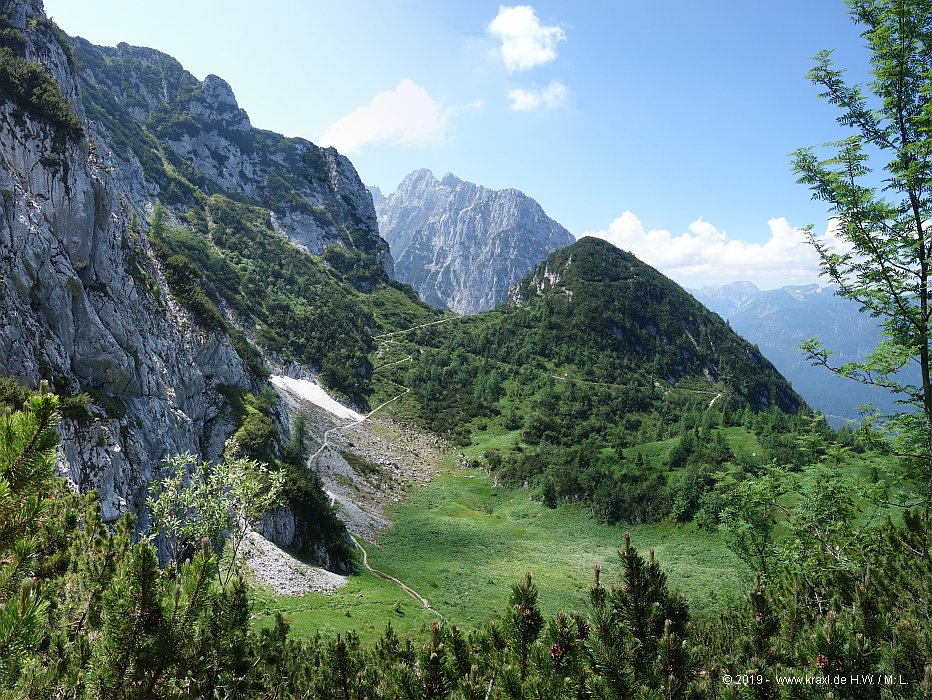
[[374, 169, 575, 314], [401, 167, 438, 187], [439, 171, 462, 188], [368, 184, 385, 204], [71, 35, 391, 273]]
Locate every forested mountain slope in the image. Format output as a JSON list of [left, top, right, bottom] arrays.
[[376, 237, 805, 521]]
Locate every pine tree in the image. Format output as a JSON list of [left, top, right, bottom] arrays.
[[655, 618, 694, 699], [585, 562, 635, 699], [585, 533, 693, 696], [0, 385, 59, 688], [733, 572, 781, 700], [418, 621, 451, 699], [508, 571, 545, 683], [620, 534, 690, 682], [90, 542, 168, 698], [447, 623, 474, 683], [317, 632, 370, 699], [532, 610, 589, 699], [202, 574, 253, 696]]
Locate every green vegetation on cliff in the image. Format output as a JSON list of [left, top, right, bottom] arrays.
[[148, 197, 437, 403], [0, 7, 81, 138]]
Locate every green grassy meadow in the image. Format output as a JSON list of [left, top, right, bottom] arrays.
[[250, 409, 903, 645], [366, 466, 748, 628], [250, 566, 438, 641], [251, 442, 751, 643]]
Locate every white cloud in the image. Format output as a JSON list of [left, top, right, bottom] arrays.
[[508, 79, 573, 111], [488, 5, 566, 72], [318, 79, 451, 154], [582, 213, 848, 289]]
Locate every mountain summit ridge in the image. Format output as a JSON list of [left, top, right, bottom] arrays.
[[372, 168, 575, 314], [507, 237, 803, 414], [72, 35, 392, 275]]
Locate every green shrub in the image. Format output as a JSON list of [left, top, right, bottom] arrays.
[[0, 375, 30, 411], [87, 388, 126, 419], [233, 413, 277, 461], [58, 393, 94, 419], [0, 46, 82, 137], [160, 254, 226, 332]]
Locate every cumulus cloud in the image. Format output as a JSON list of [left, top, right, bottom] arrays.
[[318, 79, 451, 154], [507, 79, 572, 111], [488, 5, 566, 72], [582, 213, 848, 289]]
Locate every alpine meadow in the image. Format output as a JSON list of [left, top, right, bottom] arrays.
[[2, 0, 932, 698]]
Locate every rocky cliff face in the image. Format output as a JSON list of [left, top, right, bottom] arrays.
[[372, 169, 574, 314], [0, 1, 251, 527], [0, 1, 383, 563], [71, 37, 391, 274]]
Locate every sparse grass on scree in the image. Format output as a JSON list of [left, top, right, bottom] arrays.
[[250, 565, 437, 642]]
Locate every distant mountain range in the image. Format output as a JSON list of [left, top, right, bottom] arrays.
[[371, 169, 575, 314], [690, 281, 900, 425]]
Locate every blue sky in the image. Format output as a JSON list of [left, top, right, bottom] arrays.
[[44, 0, 873, 288]]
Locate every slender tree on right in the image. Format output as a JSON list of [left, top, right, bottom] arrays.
[[792, 0, 932, 553]]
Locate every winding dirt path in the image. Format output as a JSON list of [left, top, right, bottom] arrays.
[[303, 319, 453, 616], [307, 385, 412, 464], [373, 315, 459, 339], [325, 488, 442, 619], [349, 534, 441, 617]]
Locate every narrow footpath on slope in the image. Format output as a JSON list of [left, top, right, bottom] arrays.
[[306, 384, 411, 464], [349, 534, 443, 618], [324, 488, 443, 619], [269, 315, 454, 610]]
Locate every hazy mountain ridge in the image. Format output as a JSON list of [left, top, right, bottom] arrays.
[[372, 168, 575, 314], [691, 281, 898, 424]]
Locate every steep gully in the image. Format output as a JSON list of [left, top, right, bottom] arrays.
[[308, 316, 462, 617]]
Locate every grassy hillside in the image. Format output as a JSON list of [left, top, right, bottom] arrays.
[[363, 237, 814, 527]]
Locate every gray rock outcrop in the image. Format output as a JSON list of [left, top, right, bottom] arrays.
[[0, 2, 248, 528], [372, 169, 574, 314]]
